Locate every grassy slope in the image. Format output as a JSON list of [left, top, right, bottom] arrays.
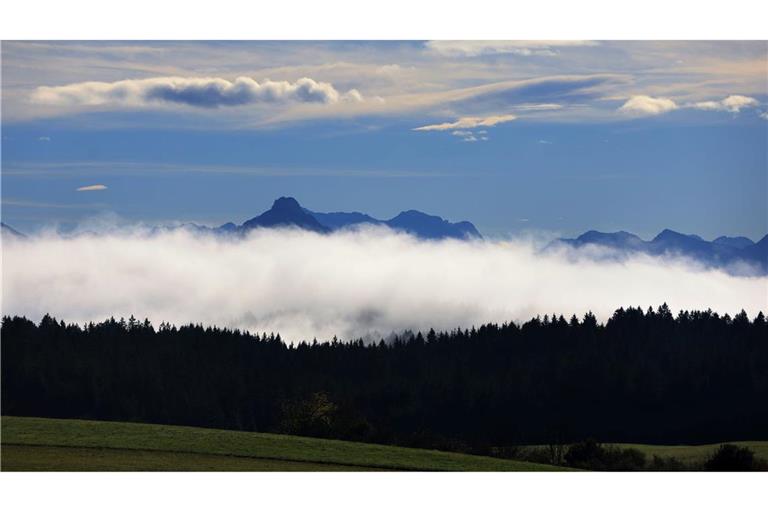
[[1, 416, 561, 471]]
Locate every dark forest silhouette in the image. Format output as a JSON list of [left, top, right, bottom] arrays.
[[2, 305, 767, 459]]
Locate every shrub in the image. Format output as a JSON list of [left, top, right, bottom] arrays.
[[704, 444, 755, 471], [565, 439, 607, 469], [565, 440, 647, 470]]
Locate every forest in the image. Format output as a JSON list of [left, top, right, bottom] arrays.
[[2, 305, 767, 462]]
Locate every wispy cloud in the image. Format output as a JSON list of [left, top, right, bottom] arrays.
[[76, 184, 108, 192], [413, 114, 517, 132], [618, 95, 679, 116], [31, 76, 363, 109], [4, 42, 765, 127], [2, 198, 107, 209], [425, 40, 599, 57]]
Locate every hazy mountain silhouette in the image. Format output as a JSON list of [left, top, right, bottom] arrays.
[[149, 197, 480, 240], [1, 222, 26, 239], [305, 206, 482, 240], [241, 197, 330, 234], [566, 230, 645, 250], [18, 195, 759, 272], [306, 210, 384, 230], [384, 210, 481, 240], [555, 228, 767, 274], [742, 234, 768, 264], [712, 236, 755, 250]]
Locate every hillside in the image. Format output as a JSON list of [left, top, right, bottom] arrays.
[[0, 416, 563, 471]]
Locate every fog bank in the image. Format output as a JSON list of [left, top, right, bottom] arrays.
[[2, 228, 766, 341]]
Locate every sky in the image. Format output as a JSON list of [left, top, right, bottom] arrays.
[[2, 40, 767, 240]]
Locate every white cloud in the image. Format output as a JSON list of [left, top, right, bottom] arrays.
[[760, 112, 768, 120], [413, 114, 517, 131], [76, 184, 108, 192], [692, 95, 759, 113], [451, 130, 487, 142], [619, 93, 760, 119], [30, 76, 363, 109], [425, 40, 598, 57], [2, 228, 765, 342], [692, 101, 720, 111], [38, 136, 51, 142], [618, 95, 679, 116], [513, 103, 563, 111]]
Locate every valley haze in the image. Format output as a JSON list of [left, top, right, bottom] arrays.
[[2, 197, 766, 342]]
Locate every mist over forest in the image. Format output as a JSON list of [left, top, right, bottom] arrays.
[[2, 227, 766, 342]]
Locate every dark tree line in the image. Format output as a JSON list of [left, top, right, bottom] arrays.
[[2, 305, 767, 456]]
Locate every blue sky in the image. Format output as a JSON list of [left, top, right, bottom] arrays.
[[2, 41, 766, 239]]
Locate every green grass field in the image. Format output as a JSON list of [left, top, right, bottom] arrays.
[[1, 416, 561, 471]]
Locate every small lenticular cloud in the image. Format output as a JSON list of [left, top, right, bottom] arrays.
[[76, 184, 108, 192]]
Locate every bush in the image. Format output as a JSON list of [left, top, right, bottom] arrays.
[[565, 440, 647, 470], [279, 392, 338, 438], [565, 439, 606, 469], [704, 444, 755, 471], [602, 446, 646, 471]]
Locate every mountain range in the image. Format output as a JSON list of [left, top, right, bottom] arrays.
[[153, 197, 482, 241], [3, 198, 766, 274], [552, 229, 768, 275]]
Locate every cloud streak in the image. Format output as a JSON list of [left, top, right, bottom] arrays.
[[76, 184, 108, 192], [425, 40, 599, 57], [413, 114, 517, 131], [30, 76, 363, 109], [2, 228, 765, 342]]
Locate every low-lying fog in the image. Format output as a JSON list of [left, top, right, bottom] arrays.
[[2, 227, 766, 342]]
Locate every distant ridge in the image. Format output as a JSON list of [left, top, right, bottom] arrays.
[[1, 222, 26, 239], [188, 196, 483, 240], [306, 206, 482, 240], [554, 228, 768, 275], [11, 198, 763, 275], [151, 197, 481, 241]]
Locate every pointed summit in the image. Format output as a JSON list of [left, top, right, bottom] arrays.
[[241, 197, 329, 233], [271, 196, 303, 212]]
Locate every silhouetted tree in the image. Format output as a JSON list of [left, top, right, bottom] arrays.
[[704, 444, 755, 471], [2, 305, 766, 459]]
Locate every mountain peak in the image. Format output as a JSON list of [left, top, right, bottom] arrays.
[[271, 196, 302, 211], [653, 229, 687, 242], [241, 197, 329, 233]]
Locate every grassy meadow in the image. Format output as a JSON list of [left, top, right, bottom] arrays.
[[1, 416, 561, 471]]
